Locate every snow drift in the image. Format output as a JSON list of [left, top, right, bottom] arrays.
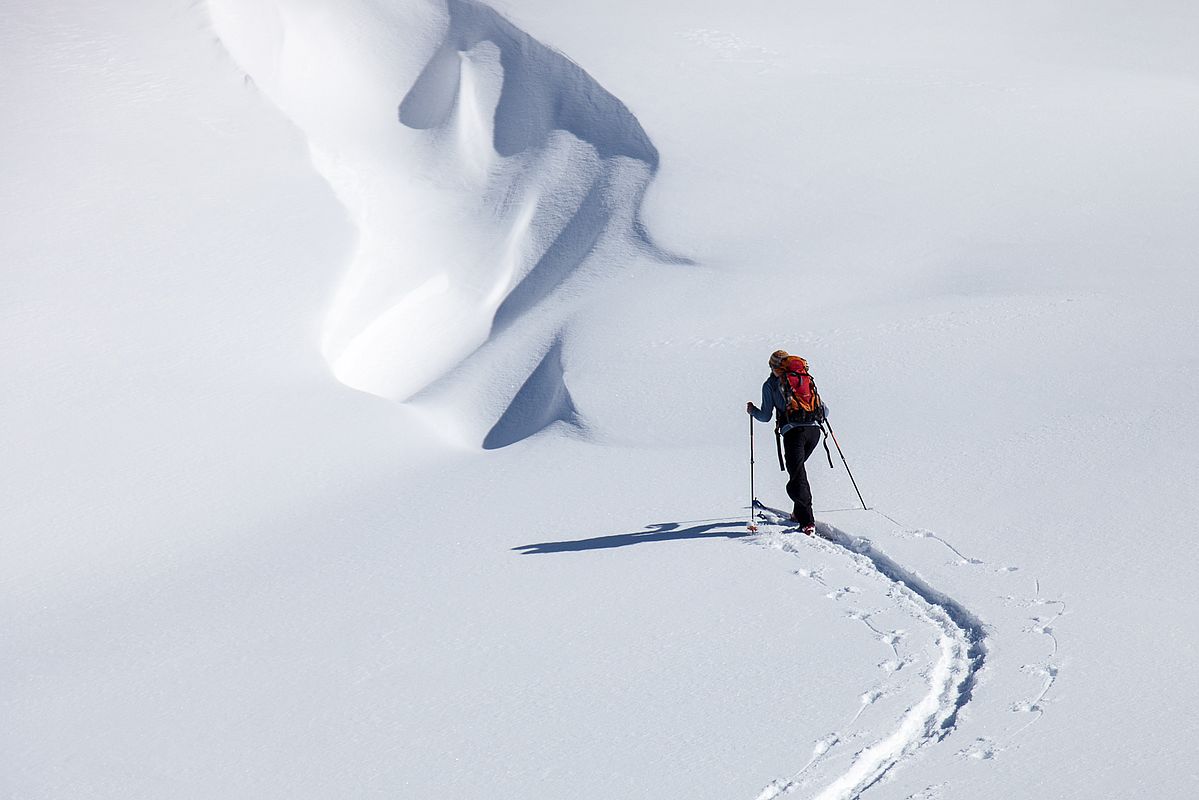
[[207, 0, 676, 446]]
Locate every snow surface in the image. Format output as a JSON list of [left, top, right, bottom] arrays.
[[4, 0, 1199, 798]]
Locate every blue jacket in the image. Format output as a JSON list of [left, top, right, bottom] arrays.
[[750, 375, 828, 434]]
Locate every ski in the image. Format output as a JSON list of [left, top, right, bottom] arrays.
[[753, 500, 827, 538]]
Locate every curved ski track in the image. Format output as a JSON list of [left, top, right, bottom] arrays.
[[751, 510, 988, 800]]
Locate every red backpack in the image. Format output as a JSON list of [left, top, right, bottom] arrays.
[[779, 356, 824, 422]]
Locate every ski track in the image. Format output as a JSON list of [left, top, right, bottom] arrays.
[[751, 507, 988, 800]]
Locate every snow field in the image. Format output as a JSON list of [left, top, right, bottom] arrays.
[[5, 0, 1199, 798]]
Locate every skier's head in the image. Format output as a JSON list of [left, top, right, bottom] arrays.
[[769, 350, 789, 371]]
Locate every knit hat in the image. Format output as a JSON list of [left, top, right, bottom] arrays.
[[769, 350, 789, 369]]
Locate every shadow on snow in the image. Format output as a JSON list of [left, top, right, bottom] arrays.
[[513, 519, 751, 555]]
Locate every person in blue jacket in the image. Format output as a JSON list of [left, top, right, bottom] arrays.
[[746, 350, 828, 533]]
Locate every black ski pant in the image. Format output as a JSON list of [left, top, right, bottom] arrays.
[[782, 425, 823, 527]]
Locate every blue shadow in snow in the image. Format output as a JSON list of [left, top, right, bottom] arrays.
[[483, 339, 576, 450], [513, 520, 750, 555], [399, 0, 658, 167]]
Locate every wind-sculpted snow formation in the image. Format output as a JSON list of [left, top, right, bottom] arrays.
[[207, 0, 676, 446]]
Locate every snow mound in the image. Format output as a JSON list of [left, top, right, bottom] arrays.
[[207, 0, 677, 445]]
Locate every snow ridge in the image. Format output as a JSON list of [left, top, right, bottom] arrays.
[[206, 0, 680, 445], [755, 512, 987, 800]]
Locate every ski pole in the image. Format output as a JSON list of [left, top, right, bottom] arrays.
[[822, 420, 868, 511], [774, 425, 785, 471], [748, 415, 759, 531]]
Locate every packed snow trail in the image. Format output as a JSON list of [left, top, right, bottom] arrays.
[[753, 510, 987, 799]]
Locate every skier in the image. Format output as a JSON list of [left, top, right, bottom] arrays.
[[746, 350, 828, 534]]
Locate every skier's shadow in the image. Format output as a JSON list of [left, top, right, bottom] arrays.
[[513, 519, 750, 555]]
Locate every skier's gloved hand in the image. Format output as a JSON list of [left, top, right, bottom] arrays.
[[746, 402, 757, 414]]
